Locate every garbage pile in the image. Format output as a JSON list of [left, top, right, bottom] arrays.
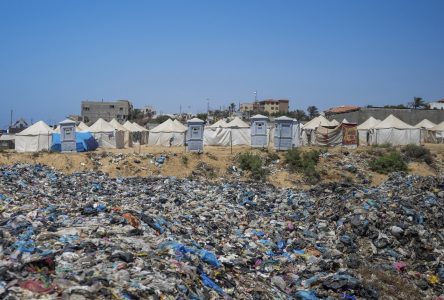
[[0, 164, 443, 299]]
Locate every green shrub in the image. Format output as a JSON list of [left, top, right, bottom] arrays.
[[402, 144, 433, 165], [285, 149, 321, 184], [181, 155, 189, 166], [369, 151, 407, 174], [237, 152, 266, 180]]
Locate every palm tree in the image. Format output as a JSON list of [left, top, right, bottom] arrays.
[[409, 97, 426, 109], [229, 103, 236, 113]]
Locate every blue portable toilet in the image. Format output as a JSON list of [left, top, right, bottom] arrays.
[[274, 116, 294, 150], [59, 119, 76, 152], [251, 114, 269, 148], [187, 118, 205, 152]]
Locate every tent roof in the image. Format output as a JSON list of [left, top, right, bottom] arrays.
[[59, 119, 76, 125], [414, 119, 436, 129], [430, 121, 444, 131], [251, 114, 268, 120], [208, 119, 228, 128], [16, 121, 53, 136], [187, 117, 204, 123], [132, 122, 149, 132], [275, 116, 293, 121], [342, 118, 350, 124], [77, 122, 89, 131], [302, 115, 333, 130], [150, 119, 186, 133], [0, 134, 15, 141], [357, 116, 381, 130], [330, 119, 340, 126], [227, 117, 250, 128], [88, 118, 116, 133], [109, 119, 129, 131], [374, 114, 414, 129], [174, 119, 188, 130]]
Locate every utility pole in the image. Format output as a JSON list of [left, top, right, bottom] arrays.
[[206, 98, 210, 114], [10, 110, 13, 127]]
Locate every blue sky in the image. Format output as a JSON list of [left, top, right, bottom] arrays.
[[1, 0, 443, 127]]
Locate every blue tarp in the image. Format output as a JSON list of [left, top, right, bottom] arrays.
[[51, 132, 98, 152]]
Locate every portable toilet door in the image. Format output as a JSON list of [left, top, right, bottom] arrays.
[[187, 118, 205, 152], [59, 119, 76, 152], [274, 116, 294, 150], [251, 114, 269, 148]]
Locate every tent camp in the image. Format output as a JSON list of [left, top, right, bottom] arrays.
[[357, 117, 381, 146], [301, 115, 334, 145], [109, 119, 132, 148], [15, 121, 53, 152], [373, 114, 420, 145], [330, 119, 340, 126], [148, 119, 187, 146], [204, 117, 251, 146], [427, 121, 444, 143], [88, 118, 124, 149]]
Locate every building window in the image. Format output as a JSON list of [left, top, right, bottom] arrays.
[[119, 107, 123, 111], [83, 107, 90, 111], [110, 105, 115, 109]]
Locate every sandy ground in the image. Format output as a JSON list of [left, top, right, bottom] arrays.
[[0, 144, 442, 188]]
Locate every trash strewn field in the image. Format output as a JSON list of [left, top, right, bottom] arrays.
[[0, 161, 443, 299]]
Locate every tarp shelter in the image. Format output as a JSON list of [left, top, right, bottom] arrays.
[[148, 119, 186, 146], [357, 117, 381, 146], [0, 134, 15, 150], [427, 121, 444, 144], [301, 115, 334, 145], [204, 117, 250, 146], [314, 122, 358, 147], [15, 121, 53, 152], [88, 118, 124, 149], [51, 132, 99, 152], [109, 119, 132, 148], [373, 114, 420, 145], [415, 119, 436, 143]]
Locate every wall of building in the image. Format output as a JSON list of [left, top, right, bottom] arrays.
[[328, 107, 444, 125], [81, 100, 132, 123], [430, 102, 444, 110]]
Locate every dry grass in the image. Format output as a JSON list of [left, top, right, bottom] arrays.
[[358, 266, 423, 299]]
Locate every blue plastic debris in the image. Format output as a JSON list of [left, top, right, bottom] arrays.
[[200, 272, 224, 295], [295, 290, 319, 300]]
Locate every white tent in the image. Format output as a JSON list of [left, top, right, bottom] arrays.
[[373, 114, 420, 145], [357, 117, 381, 146], [414, 119, 436, 143], [109, 119, 132, 148], [301, 115, 334, 145], [204, 117, 251, 146], [15, 121, 53, 152], [208, 119, 228, 128], [173, 119, 188, 131], [330, 119, 340, 126], [415, 119, 436, 129], [148, 119, 186, 146], [77, 121, 89, 131], [427, 121, 444, 143], [123, 121, 149, 145], [88, 118, 124, 149]]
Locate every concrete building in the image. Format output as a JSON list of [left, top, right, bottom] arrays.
[[240, 103, 254, 112], [140, 105, 157, 117], [81, 100, 133, 124], [429, 99, 444, 110], [8, 118, 29, 134], [326, 106, 444, 125], [240, 99, 289, 114]]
